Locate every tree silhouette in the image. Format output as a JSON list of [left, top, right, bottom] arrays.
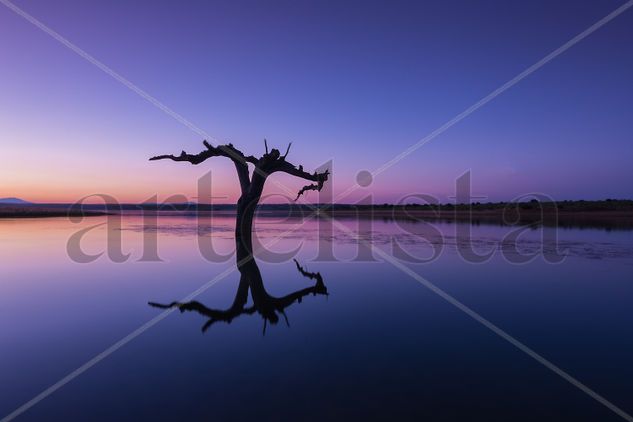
[[150, 140, 329, 254], [149, 258, 327, 334], [150, 140, 330, 333]]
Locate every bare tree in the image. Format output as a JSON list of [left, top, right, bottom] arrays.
[[149, 141, 330, 333], [150, 140, 329, 253]]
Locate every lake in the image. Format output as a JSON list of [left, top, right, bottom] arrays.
[[1, 214, 633, 421]]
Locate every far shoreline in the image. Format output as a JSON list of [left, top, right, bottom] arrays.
[[0, 205, 110, 219], [2, 200, 632, 229]]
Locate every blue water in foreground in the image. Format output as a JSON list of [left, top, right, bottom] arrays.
[[1, 215, 632, 421]]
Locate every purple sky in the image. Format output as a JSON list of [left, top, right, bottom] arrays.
[[1, 0, 632, 204]]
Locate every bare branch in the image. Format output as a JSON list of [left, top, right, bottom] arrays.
[[149, 149, 216, 165], [150, 140, 261, 194], [150, 139, 329, 200], [282, 142, 292, 160], [150, 140, 257, 166], [267, 160, 329, 200], [294, 179, 325, 201], [293, 259, 319, 281]]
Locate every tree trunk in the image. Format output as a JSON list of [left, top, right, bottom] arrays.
[[235, 188, 262, 258], [150, 139, 329, 255]]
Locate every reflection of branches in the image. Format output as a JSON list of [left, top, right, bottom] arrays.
[[293, 259, 325, 286], [149, 259, 328, 334], [148, 279, 252, 332]]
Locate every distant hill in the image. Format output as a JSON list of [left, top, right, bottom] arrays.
[[0, 197, 32, 204]]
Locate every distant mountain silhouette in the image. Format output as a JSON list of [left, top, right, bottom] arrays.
[[0, 197, 32, 204]]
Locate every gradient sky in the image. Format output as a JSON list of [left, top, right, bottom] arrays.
[[1, 0, 632, 204]]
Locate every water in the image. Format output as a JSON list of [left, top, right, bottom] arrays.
[[1, 215, 633, 421]]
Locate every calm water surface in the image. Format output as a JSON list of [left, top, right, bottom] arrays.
[[1, 215, 632, 421]]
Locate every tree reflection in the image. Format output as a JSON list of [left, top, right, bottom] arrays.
[[149, 254, 327, 334]]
